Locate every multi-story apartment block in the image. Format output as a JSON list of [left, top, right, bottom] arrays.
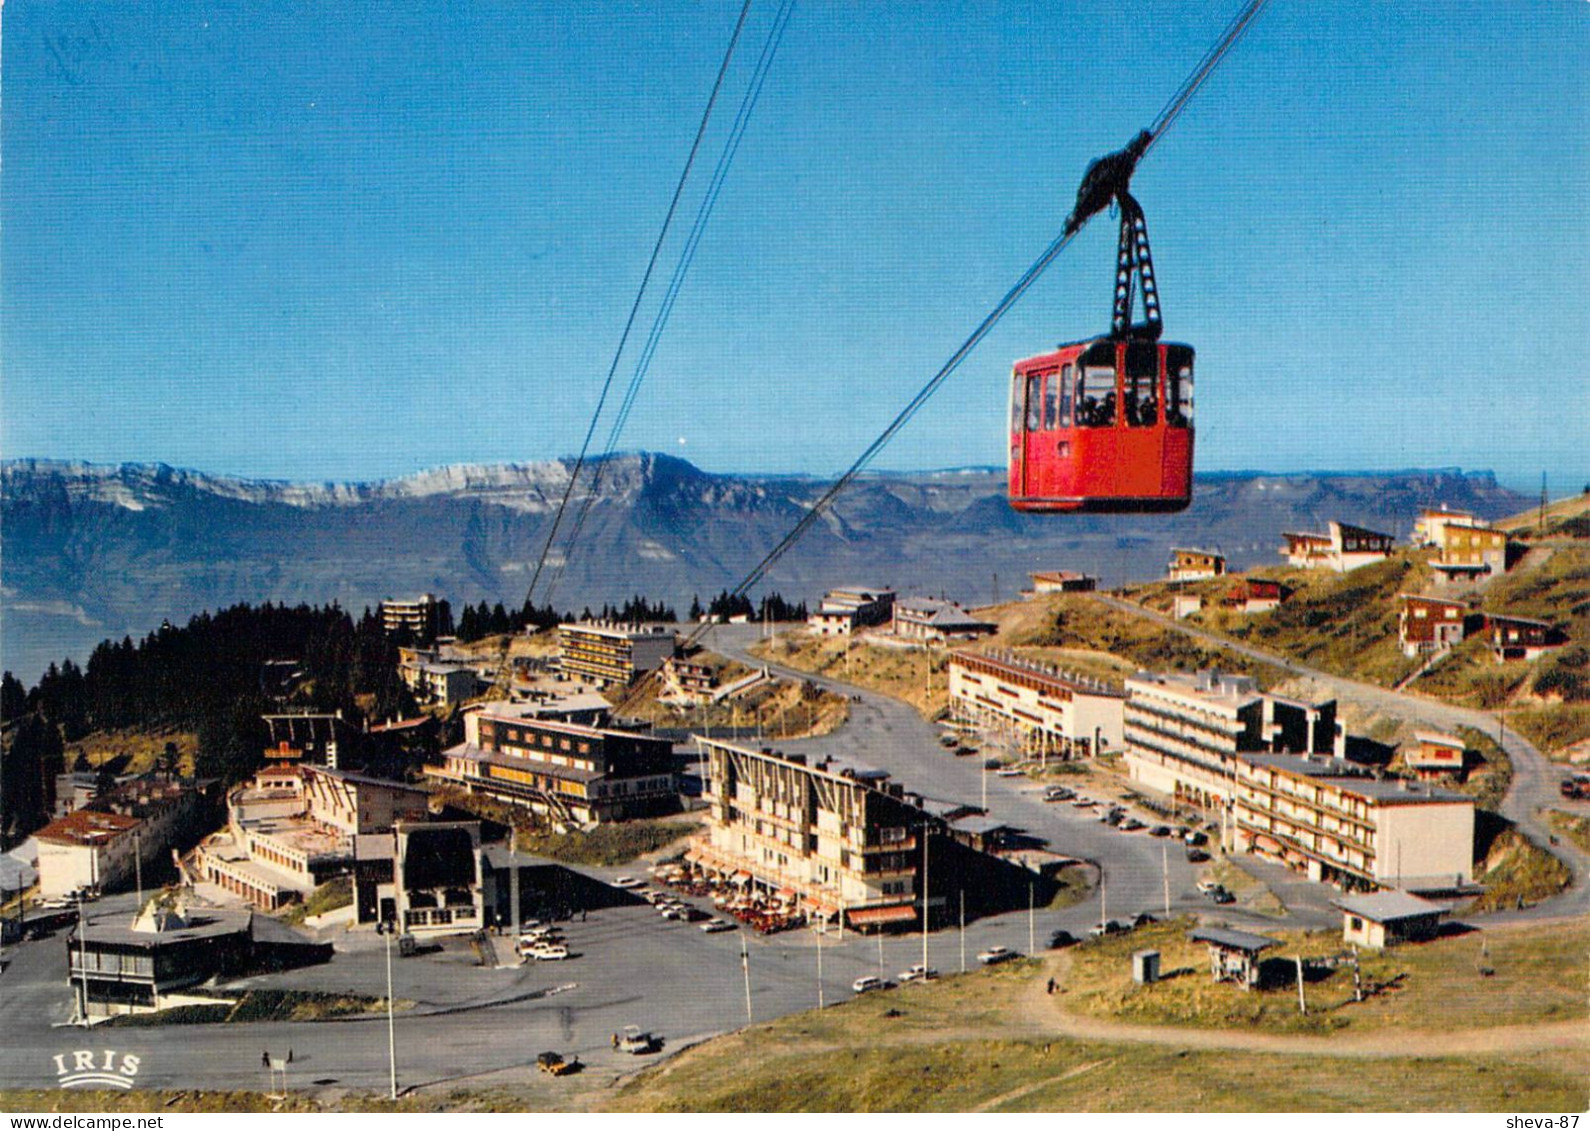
[[806, 587, 897, 637], [947, 649, 1125, 759], [1122, 671, 1341, 810], [557, 621, 676, 686], [380, 593, 442, 640], [426, 709, 678, 825], [1398, 594, 1471, 657], [1233, 753, 1473, 891], [891, 597, 996, 643], [1167, 548, 1226, 582], [1430, 520, 1507, 585], [399, 659, 480, 706], [35, 779, 211, 899], [693, 738, 1050, 930], [1412, 506, 1478, 547], [1281, 521, 1395, 573], [695, 739, 937, 928]]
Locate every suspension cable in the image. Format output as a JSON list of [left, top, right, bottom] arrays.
[[613, 0, 1269, 714], [542, 0, 797, 609], [519, 0, 754, 615]]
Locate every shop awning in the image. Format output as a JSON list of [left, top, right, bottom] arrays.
[[683, 848, 703, 863], [848, 905, 918, 927], [730, 871, 752, 884]]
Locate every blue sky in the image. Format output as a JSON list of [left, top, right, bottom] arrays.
[[4, 1, 1587, 493]]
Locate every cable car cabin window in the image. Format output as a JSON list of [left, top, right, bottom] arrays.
[[1124, 342, 1158, 427], [1042, 371, 1059, 429], [1025, 373, 1043, 432], [1059, 363, 1073, 427], [1076, 365, 1117, 427], [1011, 372, 1026, 433], [1166, 347, 1194, 428]]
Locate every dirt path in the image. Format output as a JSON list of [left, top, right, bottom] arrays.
[[1013, 953, 1588, 1059], [970, 1057, 1114, 1112]]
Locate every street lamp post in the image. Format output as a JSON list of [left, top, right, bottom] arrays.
[[375, 922, 398, 1099]]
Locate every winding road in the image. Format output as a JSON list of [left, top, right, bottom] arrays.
[[1091, 594, 1590, 921]]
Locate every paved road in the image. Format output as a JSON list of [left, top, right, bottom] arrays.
[[701, 625, 1337, 932], [1091, 594, 1590, 921]]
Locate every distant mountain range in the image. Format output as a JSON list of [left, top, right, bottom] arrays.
[[1, 454, 1530, 683]]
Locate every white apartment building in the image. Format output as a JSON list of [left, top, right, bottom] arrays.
[[947, 649, 1125, 759]]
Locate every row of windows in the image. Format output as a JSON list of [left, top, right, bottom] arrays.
[[1012, 360, 1192, 433]]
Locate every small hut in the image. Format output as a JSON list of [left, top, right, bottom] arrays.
[[1189, 926, 1279, 991]]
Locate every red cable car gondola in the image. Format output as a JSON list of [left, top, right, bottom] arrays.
[[1009, 133, 1194, 514]]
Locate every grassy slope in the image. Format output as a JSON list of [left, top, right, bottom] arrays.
[[1064, 917, 1587, 1034], [608, 936, 1588, 1113]]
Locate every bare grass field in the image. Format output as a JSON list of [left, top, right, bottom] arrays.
[[1061, 917, 1587, 1036]]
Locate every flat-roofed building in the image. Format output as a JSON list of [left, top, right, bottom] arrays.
[[694, 738, 1045, 930], [426, 709, 678, 825], [1122, 671, 1341, 812], [399, 659, 480, 706], [1167, 548, 1225, 582], [1281, 521, 1395, 573], [557, 621, 676, 686], [35, 811, 144, 899], [199, 764, 430, 907], [36, 778, 212, 899], [1029, 570, 1097, 594], [1234, 754, 1474, 891], [807, 587, 896, 637], [1398, 594, 1471, 657], [891, 597, 996, 643], [948, 649, 1125, 760], [67, 903, 331, 1019], [380, 593, 442, 640]]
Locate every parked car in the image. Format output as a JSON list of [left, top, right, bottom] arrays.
[[939, 733, 959, 748], [1071, 797, 1097, 809], [1047, 929, 1078, 949], [1195, 878, 1223, 895], [1202, 885, 1234, 904], [852, 975, 892, 993], [1185, 848, 1211, 864], [1183, 830, 1208, 846], [983, 758, 1003, 771], [528, 943, 571, 960], [1088, 919, 1126, 938], [619, 1026, 657, 1055], [1103, 808, 1125, 826], [612, 876, 645, 889], [977, 945, 1020, 966], [1120, 818, 1147, 832], [1132, 913, 1158, 928], [698, 918, 736, 933], [1043, 786, 1074, 803], [897, 964, 938, 983]]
